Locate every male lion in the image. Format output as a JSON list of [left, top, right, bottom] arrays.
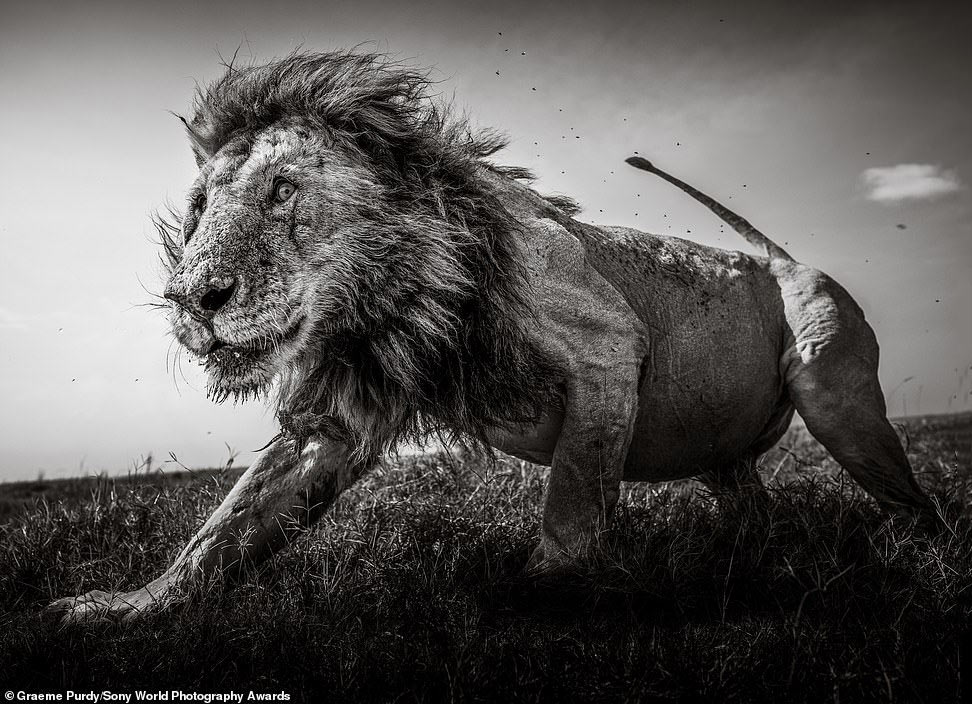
[[49, 51, 934, 622]]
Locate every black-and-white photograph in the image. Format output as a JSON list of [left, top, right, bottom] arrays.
[[2, 1, 970, 700]]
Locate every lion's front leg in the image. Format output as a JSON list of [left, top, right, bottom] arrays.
[[46, 436, 365, 624], [527, 360, 640, 576]]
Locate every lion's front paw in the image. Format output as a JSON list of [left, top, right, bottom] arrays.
[[523, 542, 589, 580], [44, 584, 172, 625]]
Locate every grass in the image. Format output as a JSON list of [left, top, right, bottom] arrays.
[[1, 412, 970, 702]]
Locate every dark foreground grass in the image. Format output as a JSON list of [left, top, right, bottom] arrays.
[[1, 414, 971, 702]]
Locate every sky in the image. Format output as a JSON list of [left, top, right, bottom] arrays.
[[1, 0, 970, 481]]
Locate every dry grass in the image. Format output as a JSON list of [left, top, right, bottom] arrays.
[[1, 413, 970, 702]]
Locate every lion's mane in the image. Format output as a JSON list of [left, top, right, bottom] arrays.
[[156, 51, 572, 461]]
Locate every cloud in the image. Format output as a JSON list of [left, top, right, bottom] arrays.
[[861, 164, 962, 203]]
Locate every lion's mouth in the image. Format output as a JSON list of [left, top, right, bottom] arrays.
[[206, 314, 308, 373]]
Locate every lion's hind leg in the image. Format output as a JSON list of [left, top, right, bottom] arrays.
[[789, 376, 932, 519], [781, 278, 934, 521]]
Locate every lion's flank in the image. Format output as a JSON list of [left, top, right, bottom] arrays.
[[165, 50, 568, 460]]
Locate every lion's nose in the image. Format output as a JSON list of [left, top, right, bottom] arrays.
[[164, 276, 238, 318], [199, 278, 238, 314]]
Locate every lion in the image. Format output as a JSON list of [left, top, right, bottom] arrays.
[[47, 50, 935, 622]]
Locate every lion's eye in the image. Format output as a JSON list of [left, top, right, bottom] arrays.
[[273, 179, 296, 203], [193, 195, 206, 217]]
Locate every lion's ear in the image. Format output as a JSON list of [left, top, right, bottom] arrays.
[[175, 114, 217, 168]]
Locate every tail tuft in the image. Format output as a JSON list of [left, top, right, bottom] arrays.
[[625, 156, 655, 171]]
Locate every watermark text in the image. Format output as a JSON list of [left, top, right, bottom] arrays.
[[5, 693, 291, 703]]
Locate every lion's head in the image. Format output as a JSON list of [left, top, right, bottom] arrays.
[[157, 51, 565, 459]]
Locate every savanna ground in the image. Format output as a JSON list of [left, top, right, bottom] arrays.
[[2, 412, 971, 702]]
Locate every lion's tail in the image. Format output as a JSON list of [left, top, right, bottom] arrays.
[[625, 156, 794, 261]]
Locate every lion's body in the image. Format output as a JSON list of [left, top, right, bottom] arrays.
[[49, 50, 935, 621], [483, 172, 794, 481]]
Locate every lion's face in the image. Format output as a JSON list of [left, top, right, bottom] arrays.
[[165, 121, 374, 398]]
